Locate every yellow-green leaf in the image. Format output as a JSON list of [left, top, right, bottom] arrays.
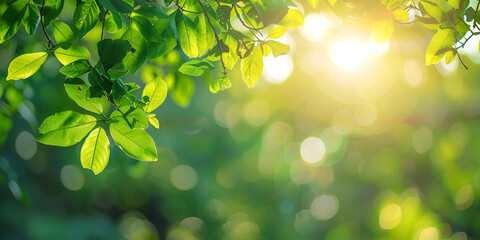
[[307, 0, 320, 8], [81, 127, 110, 175], [371, 19, 394, 44], [268, 26, 287, 39], [241, 45, 263, 87], [279, 9, 304, 28], [7, 52, 47, 81], [210, 76, 232, 93], [147, 114, 159, 129], [426, 28, 455, 65], [54, 45, 90, 65], [393, 9, 409, 22], [142, 77, 168, 113], [110, 121, 157, 161]]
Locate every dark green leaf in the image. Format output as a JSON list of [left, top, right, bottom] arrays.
[[60, 59, 91, 77], [0, 0, 28, 43], [121, 28, 147, 75], [73, 0, 100, 38], [43, 0, 64, 26], [22, 3, 40, 35], [97, 38, 131, 71], [98, 0, 133, 13]]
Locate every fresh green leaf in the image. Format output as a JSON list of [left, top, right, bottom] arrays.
[[43, 0, 64, 26], [143, 76, 168, 113], [7, 52, 48, 81], [121, 28, 147, 75], [241, 45, 263, 87], [60, 59, 91, 77], [51, 20, 75, 44], [110, 121, 157, 161], [279, 8, 304, 28], [147, 114, 159, 128], [371, 19, 394, 44], [210, 76, 231, 93], [267, 40, 290, 57], [37, 111, 97, 147], [0, 0, 28, 43], [81, 127, 110, 175], [110, 105, 148, 129], [64, 78, 103, 114], [98, 0, 133, 13], [426, 28, 455, 65], [175, 10, 199, 58], [178, 59, 215, 77], [73, 0, 100, 38], [104, 11, 123, 33], [22, 3, 40, 36], [54, 45, 90, 65]]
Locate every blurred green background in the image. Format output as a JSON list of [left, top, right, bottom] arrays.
[[2, 3, 480, 240]]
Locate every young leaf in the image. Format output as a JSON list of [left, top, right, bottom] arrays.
[[51, 20, 75, 44], [268, 26, 287, 39], [64, 78, 103, 114], [279, 9, 304, 28], [371, 19, 394, 44], [81, 127, 110, 175], [43, 0, 64, 26], [0, 0, 28, 43], [22, 3, 40, 36], [142, 77, 168, 113], [175, 10, 199, 58], [178, 59, 215, 77], [241, 45, 263, 87], [267, 40, 290, 57], [110, 105, 148, 129], [73, 0, 100, 38], [104, 11, 123, 33], [110, 121, 157, 161], [60, 59, 91, 77], [121, 28, 147, 75], [37, 111, 97, 147], [196, 13, 215, 57], [147, 114, 159, 129], [426, 28, 455, 65], [54, 45, 90, 65], [210, 76, 232, 93], [7, 52, 48, 81]]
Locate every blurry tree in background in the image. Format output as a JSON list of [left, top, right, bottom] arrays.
[[2, 0, 480, 239]]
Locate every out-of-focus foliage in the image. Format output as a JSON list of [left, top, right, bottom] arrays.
[[2, 0, 480, 239]]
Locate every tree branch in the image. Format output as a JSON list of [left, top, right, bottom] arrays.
[[196, 0, 227, 75], [40, 0, 57, 50]]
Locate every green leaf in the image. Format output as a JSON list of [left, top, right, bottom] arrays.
[[37, 111, 97, 147], [266, 40, 290, 57], [107, 62, 129, 79], [210, 76, 231, 93], [81, 127, 110, 175], [268, 26, 287, 39], [104, 11, 123, 33], [98, 0, 133, 13], [97, 39, 131, 71], [51, 20, 75, 44], [207, 33, 239, 70], [147, 114, 159, 128], [426, 28, 455, 65], [178, 59, 215, 77], [279, 8, 304, 28], [7, 52, 48, 81], [241, 45, 263, 87], [60, 59, 91, 77], [121, 28, 147, 75], [88, 68, 112, 96], [111, 79, 128, 105], [0, 0, 28, 43], [196, 13, 215, 57], [43, 0, 64, 26], [393, 9, 409, 22], [143, 76, 168, 113], [64, 78, 103, 114], [131, 15, 163, 42], [146, 26, 177, 59], [371, 19, 394, 44], [110, 105, 148, 129], [73, 0, 100, 38], [22, 3, 40, 35], [110, 121, 157, 161], [54, 45, 90, 65], [175, 10, 199, 58]]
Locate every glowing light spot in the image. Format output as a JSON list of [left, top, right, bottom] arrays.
[[379, 204, 402, 229], [170, 165, 198, 190], [310, 194, 339, 220], [15, 131, 37, 160], [300, 13, 327, 42], [455, 185, 474, 210], [412, 127, 433, 154], [403, 60, 424, 87], [354, 103, 377, 126], [332, 109, 355, 134], [263, 55, 294, 84], [300, 137, 326, 164], [418, 227, 439, 240], [244, 99, 270, 126], [330, 41, 366, 72], [60, 165, 84, 191]]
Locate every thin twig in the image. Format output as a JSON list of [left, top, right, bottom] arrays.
[[196, 0, 227, 75], [233, 5, 263, 41], [176, 2, 203, 14], [474, 2, 480, 29], [40, 0, 57, 50], [456, 51, 468, 70], [101, 10, 108, 40]]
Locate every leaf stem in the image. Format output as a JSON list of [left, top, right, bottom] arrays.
[[40, 0, 57, 51]]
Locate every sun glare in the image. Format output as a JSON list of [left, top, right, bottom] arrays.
[[301, 13, 327, 42], [330, 40, 390, 73]]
